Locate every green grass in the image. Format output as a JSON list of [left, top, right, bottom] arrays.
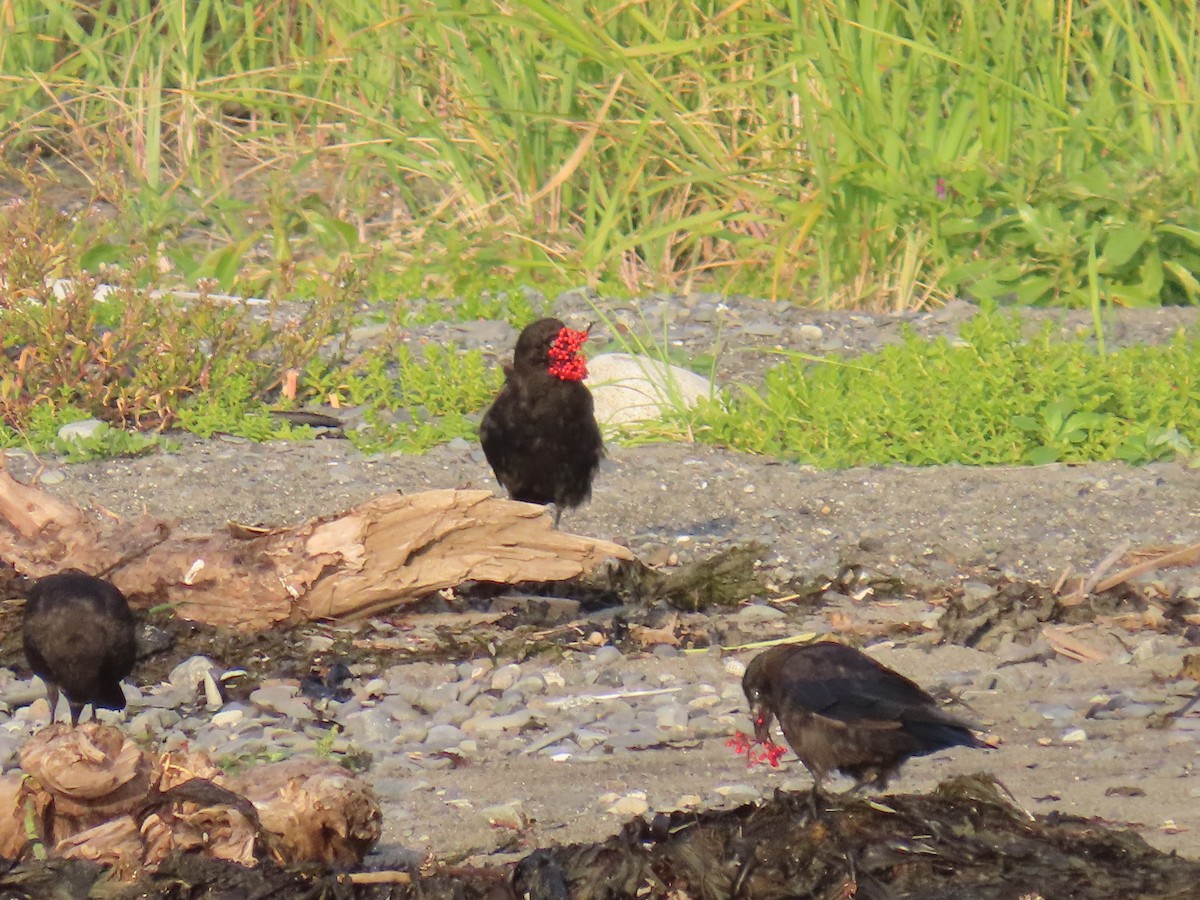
[[677, 311, 1200, 467], [2, 189, 1198, 468], [0, 0, 1198, 306], [0, 195, 504, 454], [303, 343, 502, 453]]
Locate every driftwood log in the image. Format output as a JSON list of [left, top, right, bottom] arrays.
[[0, 463, 631, 630]]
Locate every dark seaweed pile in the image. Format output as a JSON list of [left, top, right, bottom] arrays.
[[2, 776, 1195, 900]]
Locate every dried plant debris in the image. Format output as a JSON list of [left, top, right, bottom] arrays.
[[937, 577, 1200, 650], [1, 776, 1198, 898], [0, 724, 381, 881], [542, 543, 769, 614], [938, 580, 1060, 649], [648, 543, 768, 612]]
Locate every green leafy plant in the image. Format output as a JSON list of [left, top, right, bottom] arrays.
[[175, 375, 311, 442], [313, 726, 342, 759], [942, 164, 1200, 309], [682, 311, 1200, 467], [303, 343, 503, 454], [0, 192, 511, 460], [216, 748, 290, 774], [1113, 425, 1195, 464], [0, 198, 354, 455], [1012, 401, 1109, 465]]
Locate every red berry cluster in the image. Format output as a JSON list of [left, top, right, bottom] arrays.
[[727, 730, 787, 768], [547, 326, 590, 382]]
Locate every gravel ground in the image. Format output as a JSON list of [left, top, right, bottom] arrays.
[[374, 294, 1200, 388], [1, 302, 1199, 871]]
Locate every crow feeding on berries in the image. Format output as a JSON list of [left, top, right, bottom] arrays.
[[480, 318, 603, 527], [742, 641, 986, 807]]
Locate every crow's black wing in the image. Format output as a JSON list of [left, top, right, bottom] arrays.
[[769, 643, 971, 731]]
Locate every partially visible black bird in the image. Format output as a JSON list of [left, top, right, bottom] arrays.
[[742, 641, 986, 802], [23, 570, 137, 726], [512, 848, 571, 900], [480, 317, 604, 526]]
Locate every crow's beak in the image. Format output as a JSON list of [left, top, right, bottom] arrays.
[[752, 705, 773, 742]]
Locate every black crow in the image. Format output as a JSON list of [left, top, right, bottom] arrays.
[[742, 642, 986, 801], [23, 570, 137, 725], [480, 318, 603, 526]]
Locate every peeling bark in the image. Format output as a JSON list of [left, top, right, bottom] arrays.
[[0, 463, 632, 630]]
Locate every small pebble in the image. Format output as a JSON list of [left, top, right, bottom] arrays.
[[797, 324, 823, 341], [128, 708, 183, 738], [655, 704, 689, 730], [57, 419, 107, 442], [743, 320, 783, 338], [415, 683, 459, 713], [457, 681, 483, 706], [341, 709, 393, 743], [462, 710, 535, 735], [713, 784, 761, 805], [211, 708, 245, 728], [432, 701, 472, 727], [482, 801, 526, 830], [168, 656, 221, 695], [575, 729, 607, 750], [490, 664, 522, 692], [737, 604, 785, 624], [0, 680, 46, 709], [424, 724, 467, 750], [249, 682, 299, 711], [393, 722, 430, 744], [593, 646, 623, 665], [1016, 710, 1047, 729], [606, 792, 649, 817], [516, 675, 546, 696]]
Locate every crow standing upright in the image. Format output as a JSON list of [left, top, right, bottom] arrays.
[[480, 318, 604, 526], [23, 570, 137, 726], [742, 641, 986, 804]]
